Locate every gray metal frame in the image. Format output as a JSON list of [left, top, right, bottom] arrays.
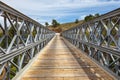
[[0, 1, 55, 80], [62, 8, 120, 79]]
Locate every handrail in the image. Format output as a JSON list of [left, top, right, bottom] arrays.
[[62, 8, 120, 79], [0, 1, 55, 79], [64, 7, 120, 32], [0, 1, 43, 28]]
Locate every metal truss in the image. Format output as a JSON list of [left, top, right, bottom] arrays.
[[0, 1, 55, 80], [62, 8, 120, 79]]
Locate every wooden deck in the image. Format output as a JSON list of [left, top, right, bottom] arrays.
[[19, 33, 114, 80]]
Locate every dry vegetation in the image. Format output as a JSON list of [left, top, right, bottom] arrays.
[[48, 20, 84, 33]]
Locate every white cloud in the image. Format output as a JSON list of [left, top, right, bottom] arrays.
[[79, 15, 87, 20], [1, 0, 120, 24], [1, 0, 119, 10]]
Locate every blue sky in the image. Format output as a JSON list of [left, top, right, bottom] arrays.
[[1, 0, 120, 25]]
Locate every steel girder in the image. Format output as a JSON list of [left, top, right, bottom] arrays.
[[0, 1, 55, 80], [62, 8, 120, 79]]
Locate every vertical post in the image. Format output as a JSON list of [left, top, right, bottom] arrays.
[[16, 17, 19, 49], [4, 16, 8, 49], [118, 22, 120, 48]]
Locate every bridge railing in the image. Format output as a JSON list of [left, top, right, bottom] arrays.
[[0, 1, 55, 80], [62, 8, 120, 79]]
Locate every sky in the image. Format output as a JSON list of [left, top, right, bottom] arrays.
[[1, 0, 120, 25]]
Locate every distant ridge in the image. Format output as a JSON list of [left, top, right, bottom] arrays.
[[48, 20, 84, 33]]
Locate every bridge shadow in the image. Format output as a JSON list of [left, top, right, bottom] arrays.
[[62, 37, 105, 80]]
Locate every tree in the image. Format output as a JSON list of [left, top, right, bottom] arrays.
[[84, 13, 100, 22], [94, 13, 100, 17], [45, 22, 49, 27], [84, 14, 94, 22], [52, 19, 60, 28], [75, 19, 79, 23]]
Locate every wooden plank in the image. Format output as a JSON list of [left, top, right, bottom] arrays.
[[20, 34, 115, 80]]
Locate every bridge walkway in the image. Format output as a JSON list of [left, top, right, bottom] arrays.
[[17, 33, 114, 80]]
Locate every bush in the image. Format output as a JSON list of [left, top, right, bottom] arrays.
[[75, 19, 79, 23]]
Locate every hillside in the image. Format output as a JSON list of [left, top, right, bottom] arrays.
[[48, 20, 84, 33]]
